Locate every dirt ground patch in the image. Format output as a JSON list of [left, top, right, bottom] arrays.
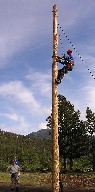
[[61, 173, 95, 191], [0, 184, 95, 192], [0, 184, 52, 192]]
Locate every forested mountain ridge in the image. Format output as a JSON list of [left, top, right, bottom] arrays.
[[0, 128, 51, 171], [0, 94, 95, 172], [28, 128, 50, 139]]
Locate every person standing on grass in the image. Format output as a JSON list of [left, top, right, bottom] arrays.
[[7, 159, 20, 191]]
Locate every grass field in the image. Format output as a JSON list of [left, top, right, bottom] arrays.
[[0, 171, 95, 192], [0, 171, 52, 187]]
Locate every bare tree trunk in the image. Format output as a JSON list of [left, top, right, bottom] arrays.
[[91, 134, 95, 172], [63, 157, 66, 171], [69, 158, 73, 172]]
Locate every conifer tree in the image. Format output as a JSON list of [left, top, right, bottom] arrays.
[[86, 107, 95, 172], [46, 94, 88, 171]]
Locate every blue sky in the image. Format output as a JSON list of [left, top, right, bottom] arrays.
[[0, 0, 95, 135]]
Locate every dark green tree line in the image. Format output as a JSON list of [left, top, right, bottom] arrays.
[[85, 107, 95, 172], [0, 130, 51, 172], [46, 94, 89, 171]]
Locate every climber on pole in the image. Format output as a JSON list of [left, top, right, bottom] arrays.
[[54, 49, 74, 84]]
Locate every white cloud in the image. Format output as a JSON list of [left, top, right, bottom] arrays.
[[26, 70, 51, 98], [62, 0, 95, 29], [0, 106, 32, 135], [42, 107, 51, 116], [82, 83, 95, 110], [0, 0, 53, 65], [0, 78, 52, 134], [0, 111, 33, 135], [69, 81, 95, 120], [0, 0, 94, 67], [38, 122, 47, 130], [0, 0, 95, 135], [0, 112, 23, 122], [0, 80, 40, 110], [0, 124, 6, 131], [0, 124, 30, 135]]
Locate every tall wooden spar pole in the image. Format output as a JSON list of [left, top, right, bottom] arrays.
[[52, 5, 59, 192]]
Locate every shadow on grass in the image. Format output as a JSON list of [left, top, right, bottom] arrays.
[[64, 187, 95, 192], [0, 185, 52, 192], [0, 185, 95, 192]]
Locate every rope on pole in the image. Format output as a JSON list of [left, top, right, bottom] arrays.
[[58, 23, 95, 80]]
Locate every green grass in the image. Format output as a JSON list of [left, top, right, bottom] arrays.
[[20, 172, 52, 187], [0, 172, 10, 183], [0, 172, 52, 187], [0, 171, 94, 187]]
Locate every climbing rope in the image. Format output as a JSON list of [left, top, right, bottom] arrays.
[[57, 23, 95, 80], [58, 33, 64, 55]]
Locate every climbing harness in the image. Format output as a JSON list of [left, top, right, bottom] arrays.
[[57, 23, 95, 80]]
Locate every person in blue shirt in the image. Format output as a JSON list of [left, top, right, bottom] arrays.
[[14, 156, 19, 165], [55, 49, 74, 84]]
